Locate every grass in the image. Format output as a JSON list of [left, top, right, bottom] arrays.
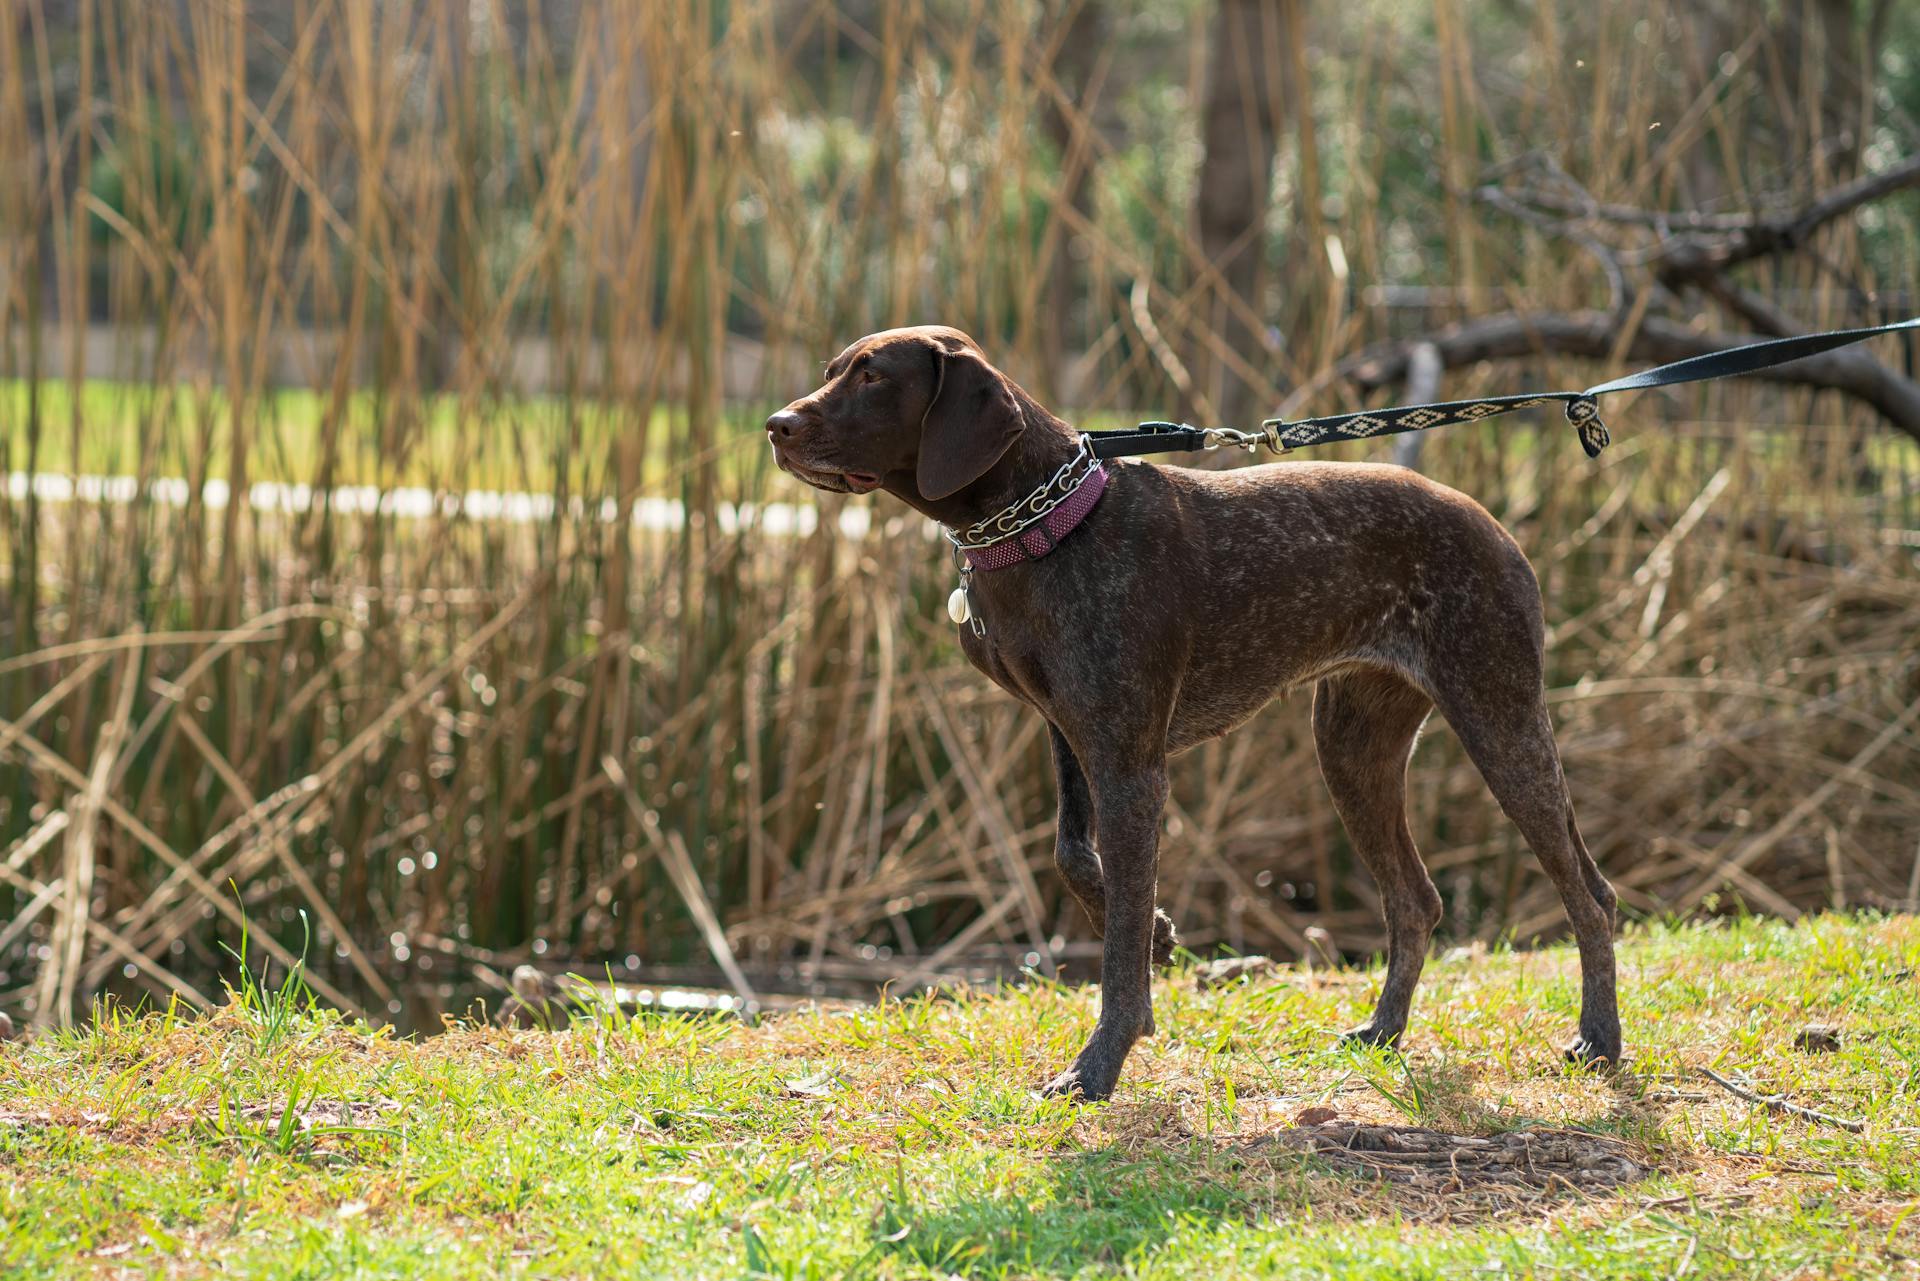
[[0, 378, 707, 494], [3, 914, 1917, 1279], [0, 377, 1195, 494]]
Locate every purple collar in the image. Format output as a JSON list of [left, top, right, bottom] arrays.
[[946, 455, 1109, 572]]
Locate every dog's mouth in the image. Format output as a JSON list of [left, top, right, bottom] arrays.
[[771, 447, 883, 495]]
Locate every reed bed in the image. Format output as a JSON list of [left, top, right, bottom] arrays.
[[1, 0, 1916, 1028]]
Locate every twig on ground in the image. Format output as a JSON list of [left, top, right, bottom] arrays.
[[1698, 1067, 1865, 1133]]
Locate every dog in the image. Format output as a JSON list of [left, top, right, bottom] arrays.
[[767, 325, 1619, 1100]]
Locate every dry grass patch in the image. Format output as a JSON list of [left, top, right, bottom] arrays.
[[2, 914, 1918, 1278]]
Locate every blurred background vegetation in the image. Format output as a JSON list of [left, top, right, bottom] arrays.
[[2, 0, 1917, 1030]]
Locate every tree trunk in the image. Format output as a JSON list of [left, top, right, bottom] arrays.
[[1040, 0, 1104, 405], [1188, 0, 1288, 428], [1782, 0, 1864, 181]]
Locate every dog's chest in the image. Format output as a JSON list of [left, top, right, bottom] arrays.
[[957, 627, 1038, 704]]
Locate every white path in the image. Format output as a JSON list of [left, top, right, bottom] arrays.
[[4, 472, 877, 539]]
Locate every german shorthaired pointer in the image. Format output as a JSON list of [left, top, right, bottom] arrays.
[[767, 325, 1619, 1101]]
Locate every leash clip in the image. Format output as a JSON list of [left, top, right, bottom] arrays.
[[1257, 420, 1291, 455], [1202, 424, 1289, 455]]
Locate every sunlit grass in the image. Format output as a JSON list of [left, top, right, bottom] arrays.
[[3, 914, 1915, 1278], [0, 378, 706, 492], [0, 377, 1234, 494], [5, 0, 1918, 1080], [11, 375, 1916, 499]]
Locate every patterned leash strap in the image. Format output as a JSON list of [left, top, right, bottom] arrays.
[[1086, 315, 1920, 462]]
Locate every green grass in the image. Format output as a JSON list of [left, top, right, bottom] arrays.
[[11, 376, 1919, 510], [4, 915, 1918, 1279], [0, 377, 717, 494], [0, 377, 1241, 504], [1, 378, 1165, 496], [0, 378, 1202, 498]]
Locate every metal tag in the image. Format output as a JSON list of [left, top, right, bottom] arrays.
[[947, 585, 971, 625]]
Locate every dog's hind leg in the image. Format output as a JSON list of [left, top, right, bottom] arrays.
[[1312, 668, 1441, 1049], [1048, 724, 1106, 932], [1049, 724, 1177, 966], [1429, 662, 1621, 1066]]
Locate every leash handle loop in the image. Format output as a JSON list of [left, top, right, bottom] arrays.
[[1564, 395, 1609, 459]]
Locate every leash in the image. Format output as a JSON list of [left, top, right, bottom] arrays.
[[941, 314, 1918, 637], [1085, 315, 1920, 462]]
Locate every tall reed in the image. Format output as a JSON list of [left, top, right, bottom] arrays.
[[1, 0, 1915, 1026]]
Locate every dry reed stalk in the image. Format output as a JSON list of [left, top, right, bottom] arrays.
[[0, 1, 1914, 1024], [33, 632, 134, 1027]]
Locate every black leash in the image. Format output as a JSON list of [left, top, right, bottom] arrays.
[[1087, 315, 1920, 462]]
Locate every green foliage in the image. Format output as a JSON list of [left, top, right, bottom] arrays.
[[86, 103, 211, 253], [218, 894, 316, 1053]]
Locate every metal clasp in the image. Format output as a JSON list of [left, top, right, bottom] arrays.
[[1207, 423, 1291, 455], [946, 539, 986, 637], [1255, 419, 1293, 455]]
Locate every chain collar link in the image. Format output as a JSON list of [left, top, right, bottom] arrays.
[[941, 435, 1101, 553]]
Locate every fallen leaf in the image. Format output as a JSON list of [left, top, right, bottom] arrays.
[[1192, 956, 1279, 990], [784, 1072, 841, 1098]]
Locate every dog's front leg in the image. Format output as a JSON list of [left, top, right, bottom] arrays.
[[1042, 757, 1167, 1102]]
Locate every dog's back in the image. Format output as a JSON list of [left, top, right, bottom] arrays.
[[1025, 458, 1545, 750]]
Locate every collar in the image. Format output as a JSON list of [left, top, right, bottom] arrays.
[[941, 437, 1109, 571]]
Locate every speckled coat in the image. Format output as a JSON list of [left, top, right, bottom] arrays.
[[768, 326, 1620, 1101]]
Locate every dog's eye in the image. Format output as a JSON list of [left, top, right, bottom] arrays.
[[859, 367, 883, 384]]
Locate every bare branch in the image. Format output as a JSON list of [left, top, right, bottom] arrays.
[[1484, 154, 1920, 250], [1310, 310, 1920, 445]]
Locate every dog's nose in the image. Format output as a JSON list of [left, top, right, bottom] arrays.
[[766, 409, 807, 440]]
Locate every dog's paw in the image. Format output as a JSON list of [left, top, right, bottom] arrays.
[[1339, 1021, 1404, 1050], [1039, 1069, 1090, 1102], [1564, 1032, 1622, 1070], [1039, 1066, 1117, 1103], [1150, 910, 1179, 968]]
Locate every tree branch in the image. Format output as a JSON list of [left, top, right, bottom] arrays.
[[1725, 152, 1920, 266], [1483, 153, 1920, 260], [1312, 310, 1920, 445]]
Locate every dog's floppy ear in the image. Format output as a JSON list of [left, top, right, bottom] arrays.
[[915, 344, 1024, 501]]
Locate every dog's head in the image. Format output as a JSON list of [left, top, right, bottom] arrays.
[[766, 326, 1025, 502]]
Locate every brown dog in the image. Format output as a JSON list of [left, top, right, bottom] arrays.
[[768, 325, 1619, 1100]]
